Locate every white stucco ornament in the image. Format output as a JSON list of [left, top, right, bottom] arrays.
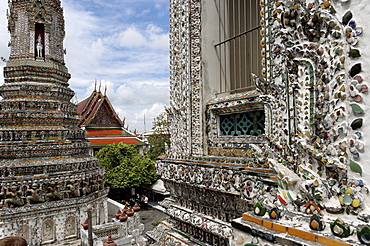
[[235, 235, 244, 244]]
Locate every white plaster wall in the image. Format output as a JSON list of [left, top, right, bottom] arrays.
[[201, 0, 224, 103], [107, 198, 125, 219], [201, 0, 370, 210]]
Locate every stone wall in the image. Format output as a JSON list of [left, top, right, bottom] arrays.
[[81, 198, 146, 246], [0, 190, 107, 245]]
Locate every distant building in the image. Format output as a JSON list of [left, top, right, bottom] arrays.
[[77, 88, 147, 155], [142, 111, 170, 141]]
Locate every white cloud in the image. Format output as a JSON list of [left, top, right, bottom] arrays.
[[120, 102, 166, 133], [116, 24, 169, 50], [118, 27, 147, 47], [138, 9, 151, 17], [62, 0, 170, 133], [91, 38, 105, 58], [155, 4, 162, 9], [123, 8, 135, 16]]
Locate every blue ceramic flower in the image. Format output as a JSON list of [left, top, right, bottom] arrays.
[[349, 20, 356, 29]]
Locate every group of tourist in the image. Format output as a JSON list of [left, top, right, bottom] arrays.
[[125, 194, 149, 210]]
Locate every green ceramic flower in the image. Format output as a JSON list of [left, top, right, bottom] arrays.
[[253, 201, 266, 216], [357, 225, 370, 245], [330, 217, 352, 238]]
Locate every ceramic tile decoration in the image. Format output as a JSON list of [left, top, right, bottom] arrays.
[[0, 0, 108, 244], [159, 0, 370, 245]]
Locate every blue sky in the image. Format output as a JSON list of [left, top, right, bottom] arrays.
[[0, 0, 170, 133]]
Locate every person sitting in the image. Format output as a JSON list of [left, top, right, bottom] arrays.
[[0, 237, 27, 246], [135, 194, 141, 205], [129, 196, 136, 207]]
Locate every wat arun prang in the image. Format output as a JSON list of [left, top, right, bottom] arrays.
[[0, 0, 108, 244]]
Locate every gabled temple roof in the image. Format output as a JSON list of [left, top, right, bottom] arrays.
[[77, 88, 146, 148], [77, 90, 123, 128]]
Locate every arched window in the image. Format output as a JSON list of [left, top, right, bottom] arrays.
[[35, 23, 45, 58]]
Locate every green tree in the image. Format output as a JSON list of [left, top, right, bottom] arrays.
[[96, 143, 158, 189], [147, 113, 170, 160]]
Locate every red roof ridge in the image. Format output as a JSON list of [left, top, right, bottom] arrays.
[[80, 91, 102, 116]]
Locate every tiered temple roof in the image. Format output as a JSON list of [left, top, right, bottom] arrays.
[[77, 89, 146, 150]]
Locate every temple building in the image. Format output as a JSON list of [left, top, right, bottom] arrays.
[[0, 0, 107, 244], [153, 0, 370, 245], [77, 88, 146, 155]]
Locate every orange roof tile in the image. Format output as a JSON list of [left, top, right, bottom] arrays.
[[88, 138, 144, 146], [77, 91, 102, 115], [76, 97, 89, 114], [86, 129, 129, 136]]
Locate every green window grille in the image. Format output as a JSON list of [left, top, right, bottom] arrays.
[[220, 110, 265, 136]]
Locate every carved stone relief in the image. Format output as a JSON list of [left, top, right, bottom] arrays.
[[42, 220, 54, 242]]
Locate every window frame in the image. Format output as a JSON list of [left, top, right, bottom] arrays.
[[214, 0, 262, 95]]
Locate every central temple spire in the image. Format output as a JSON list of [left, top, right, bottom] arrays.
[[3, 0, 72, 104], [7, 0, 65, 64], [0, 0, 108, 244]]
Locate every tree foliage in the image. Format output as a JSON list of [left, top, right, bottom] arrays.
[[146, 113, 170, 160], [96, 143, 158, 189]]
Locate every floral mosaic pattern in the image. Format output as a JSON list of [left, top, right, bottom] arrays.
[[261, 0, 369, 216], [165, 0, 370, 245]]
